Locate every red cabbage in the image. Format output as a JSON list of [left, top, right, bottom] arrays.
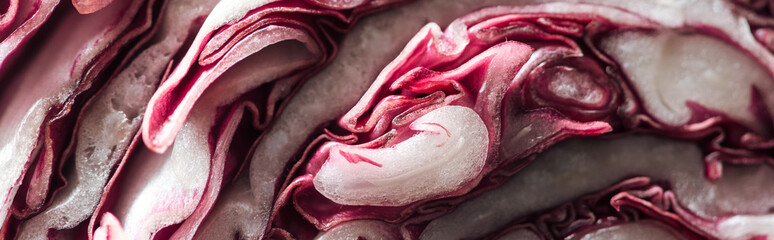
[[0, 0, 773, 239]]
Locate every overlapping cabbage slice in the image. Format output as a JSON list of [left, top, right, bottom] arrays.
[[423, 135, 774, 239], [139, 0, 407, 153], [0, 0, 407, 239], [317, 135, 774, 239], [0, 0, 159, 237], [81, 0, 404, 239], [270, 0, 774, 238], [0, 0, 772, 239], [280, 2, 641, 233], [15, 1, 221, 238], [0, 0, 57, 76], [92, 38, 319, 240]]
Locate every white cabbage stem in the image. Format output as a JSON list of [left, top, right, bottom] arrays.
[[314, 105, 489, 206]]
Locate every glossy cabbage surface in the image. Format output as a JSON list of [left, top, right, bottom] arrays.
[[0, 0, 772, 239]]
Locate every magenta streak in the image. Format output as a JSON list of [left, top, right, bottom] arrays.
[[339, 150, 383, 168], [422, 122, 450, 147]]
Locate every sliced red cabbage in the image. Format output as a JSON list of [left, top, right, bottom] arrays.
[[422, 135, 774, 239], [271, 0, 774, 238], [282, 2, 636, 231], [84, 1, 407, 239], [0, 0, 773, 239], [139, 0, 408, 153], [0, 0, 155, 235], [89, 38, 315, 239], [15, 1, 222, 238]]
